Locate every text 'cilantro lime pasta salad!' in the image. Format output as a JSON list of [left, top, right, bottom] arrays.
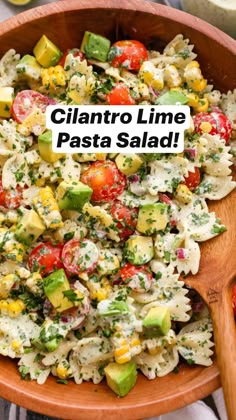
[[0, 31, 235, 396]]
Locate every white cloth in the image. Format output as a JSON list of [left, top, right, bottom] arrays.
[[147, 401, 218, 420]]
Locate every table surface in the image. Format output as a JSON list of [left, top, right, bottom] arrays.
[[0, 0, 60, 22]]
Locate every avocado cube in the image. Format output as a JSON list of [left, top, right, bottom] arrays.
[[0, 87, 14, 118], [137, 203, 169, 235], [33, 35, 62, 68], [56, 180, 93, 211], [115, 154, 143, 176], [43, 269, 74, 312], [16, 54, 42, 82], [15, 209, 46, 246], [104, 362, 137, 397], [143, 307, 171, 337], [124, 235, 154, 265], [81, 31, 111, 62], [38, 130, 65, 163]]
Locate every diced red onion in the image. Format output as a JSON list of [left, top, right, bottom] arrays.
[[177, 248, 186, 260], [149, 86, 159, 98], [128, 174, 140, 183], [184, 148, 196, 158]]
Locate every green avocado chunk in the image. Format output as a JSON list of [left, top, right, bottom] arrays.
[[16, 55, 42, 82], [143, 307, 171, 337], [33, 34, 62, 68], [43, 269, 74, 313], [38, 130, 65, 163], [137, 203, 169, 235], [15, 209, 46, 246], [56, 180, 93, 211], [156, 90, 188, 105], [104, 362, 137, 397], [80, 31, 111, 62], [124, 235, 154, 265]]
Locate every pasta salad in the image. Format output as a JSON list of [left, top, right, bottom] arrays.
[[0, 31, 235, 396]]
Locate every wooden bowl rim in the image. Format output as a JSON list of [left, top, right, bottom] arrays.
[[0, 0, 236, 55], [0, 0, 234, 417]]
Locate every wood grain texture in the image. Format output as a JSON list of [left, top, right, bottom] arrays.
[[0, 1, 235, 419]]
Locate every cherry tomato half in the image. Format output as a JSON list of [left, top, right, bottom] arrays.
[[28, 242, 64, 276], [0, 180, 23, 209], [193, 111, 232, 144], [81, 160, 126, 202], [183, 167, 201, 191], [120, 263, 153, 293], [108, 40, 148, 70], [59, 48, 85, 67], [232, 285, 236, 316], [107, 84, 135, 105], [110, 200, 138, 240], [12, 90, 57, 123], [61, 239, 99, 276]]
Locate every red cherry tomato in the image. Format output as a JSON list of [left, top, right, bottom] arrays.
[[107, 84, 135, 105], [108, 40, 148, 70], [12, 90, 57, 123], [81, 160, 126, 202], [59, 48, 85, 67], [183, 167, 201, 191], [232, 285, 236, 316], [110, 200, 138, 240], [193, 111, 232, 144], [61, 239, 99, 276], [120, 263, 153, 293], [0, 180, 23, 209], [28, 242, 64, 276]]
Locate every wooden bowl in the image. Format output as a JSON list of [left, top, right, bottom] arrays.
[[0, 1, 235, 418]]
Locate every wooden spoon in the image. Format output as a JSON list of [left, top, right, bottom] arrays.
[[184, 166, 236, 420]]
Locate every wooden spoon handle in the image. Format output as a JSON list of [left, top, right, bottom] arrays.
[[209, 285, 236, 420]]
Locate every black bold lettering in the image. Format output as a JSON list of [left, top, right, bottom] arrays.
[[174, 112, 186, 124], [82, 136, 92, 148], [116, 132, 129, 147], [51, 109, 65, 124], [70, 136, 81, 147], [160, 132, 173, 148], [57, 132, 70, 147]]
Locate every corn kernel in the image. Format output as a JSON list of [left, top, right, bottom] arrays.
[[33, 186, 63, 229], [41, 65, 66, 93], [130, 337, 141, 347], [164, 65, 182, 88], [8, 299, 25, 318], [185, 61, 200, 69], [116, 355, 131, 364], [114, 346, 130, 357], [0, 274, 18, 299], [95, 153, 107, 160], [11, 340, 22, 351], [139, 62, 164, 90], [186, 92, 200, 107], [0, 300, 9, 313], [175, 184, 193, 204], [194, 97, 209, 113], [4, 242, 25, 263], [192, 79, 207, 92], [56, 365, 70, 379]]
